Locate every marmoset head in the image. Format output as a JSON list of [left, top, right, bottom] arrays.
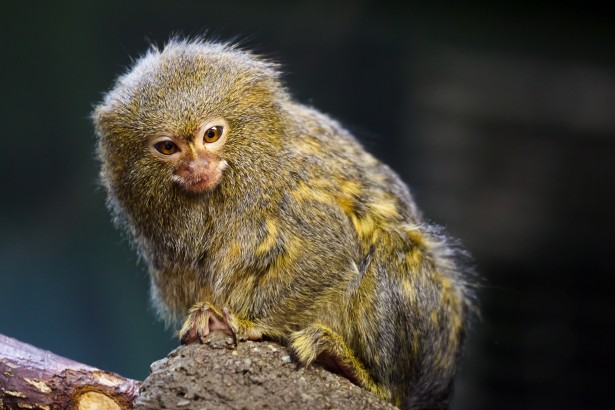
[[93, 39, 286, 203]]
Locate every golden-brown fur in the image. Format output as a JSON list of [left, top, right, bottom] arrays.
[[93, 39, 476, 409]]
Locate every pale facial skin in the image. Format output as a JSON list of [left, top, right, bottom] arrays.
[[149, 118, 229, 193]]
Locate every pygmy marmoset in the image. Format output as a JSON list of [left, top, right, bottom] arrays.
[[93, 39, 476, 409]]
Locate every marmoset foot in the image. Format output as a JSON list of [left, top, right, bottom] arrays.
[[179, 302, 235, 345]]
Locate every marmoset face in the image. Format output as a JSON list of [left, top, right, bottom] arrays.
[[149, 118, 230, 193]]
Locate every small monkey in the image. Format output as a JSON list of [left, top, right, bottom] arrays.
[[93, 39, 475, 409]]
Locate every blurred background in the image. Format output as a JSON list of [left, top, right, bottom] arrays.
[[1, 2, 613, 409]]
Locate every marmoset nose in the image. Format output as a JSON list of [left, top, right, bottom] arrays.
[[189, 156, 209, 168]]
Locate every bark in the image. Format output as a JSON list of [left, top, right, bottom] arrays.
[[1, 332, 395, 409], [135, 331, 396, 409], [0, 334, 140, 410]]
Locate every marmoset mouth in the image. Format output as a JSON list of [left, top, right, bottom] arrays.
[[173, 174, 220, 193]]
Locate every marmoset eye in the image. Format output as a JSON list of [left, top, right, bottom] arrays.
[[203, 126, 223, 143], [154, 140, 179, 155]]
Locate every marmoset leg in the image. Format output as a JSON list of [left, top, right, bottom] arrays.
[[288, 323, 389, 401]]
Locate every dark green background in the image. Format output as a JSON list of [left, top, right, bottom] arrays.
[[1, 2, 614, 409]]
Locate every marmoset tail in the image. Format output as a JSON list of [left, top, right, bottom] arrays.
[[93, 39, 476, 409]]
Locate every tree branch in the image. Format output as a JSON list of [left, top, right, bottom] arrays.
[[1, 332, 395, 409], [0, 334, 140, 410]]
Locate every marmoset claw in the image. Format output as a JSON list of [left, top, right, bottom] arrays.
[[179, 302, 235, 345]]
